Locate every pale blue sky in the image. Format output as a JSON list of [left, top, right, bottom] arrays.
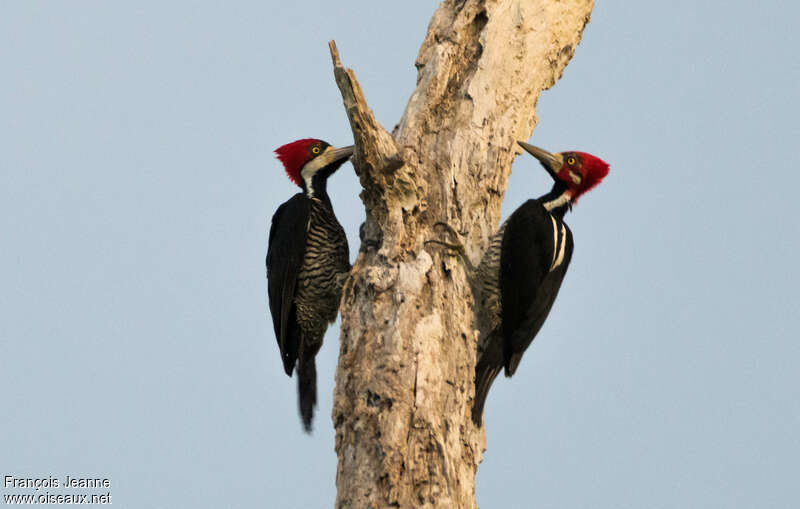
[[2, 1, 799, 508]]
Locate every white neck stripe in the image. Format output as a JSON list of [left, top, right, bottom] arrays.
[[543, 191, 572, 211]]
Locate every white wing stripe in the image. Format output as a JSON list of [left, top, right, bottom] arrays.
[[550, 222, 567, 272], [549, 216, 559, 269]]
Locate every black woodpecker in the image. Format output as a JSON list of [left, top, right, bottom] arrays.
[[471, 141, 610, 425], [432, 141, 609, 426], [267, 138, 353, 432]]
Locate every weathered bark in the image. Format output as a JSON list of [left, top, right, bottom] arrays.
[[331, 1, 593, 507]]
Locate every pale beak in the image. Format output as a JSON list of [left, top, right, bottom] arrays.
[[518, 141, 563, 181], [329, 145, 354, 163]]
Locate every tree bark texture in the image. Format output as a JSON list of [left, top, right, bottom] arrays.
[[331, 1, 593, 507]]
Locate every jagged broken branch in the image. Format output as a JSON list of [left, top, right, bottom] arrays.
[[328, 40, 403, 193]]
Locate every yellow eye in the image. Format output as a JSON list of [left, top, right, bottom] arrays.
[[567, 156, 576, 165], [312, 146, 321, 155]]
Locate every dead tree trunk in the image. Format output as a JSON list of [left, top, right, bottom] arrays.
[[330, 1, 594, 507]]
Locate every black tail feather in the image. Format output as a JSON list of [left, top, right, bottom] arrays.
[[472, 361, 501, 427], [297, 357, 317, 433]]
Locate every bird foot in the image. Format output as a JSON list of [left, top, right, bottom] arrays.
[[425, 224, 476, 273], [432, 221, 462, 239], [335, 271, 350, 290]]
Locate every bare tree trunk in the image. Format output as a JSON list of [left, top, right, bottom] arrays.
[[330, 1, 594, 507]]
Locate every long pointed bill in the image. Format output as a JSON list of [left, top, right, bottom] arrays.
[[301, 145, 355, 182], [328, 145, 354, 163], [517, 141, 563, 181]]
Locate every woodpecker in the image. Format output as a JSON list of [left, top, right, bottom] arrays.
[[266, 138, 353, 432], [429, 141, 609, 425], [468, 141, 609, 425]]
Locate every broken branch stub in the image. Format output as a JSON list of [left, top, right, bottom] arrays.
[[328, 41, 404, 197]]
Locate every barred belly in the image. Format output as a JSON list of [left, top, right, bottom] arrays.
[[476, 223, 506, 359], [475, 222, 506, 354], [294, 200, 350, 342]]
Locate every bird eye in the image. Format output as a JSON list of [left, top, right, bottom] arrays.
[[567, 156, 576, 165], [311, 146, 321, 155]]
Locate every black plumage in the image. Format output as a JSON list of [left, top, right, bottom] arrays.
[[267, 140, 352, 432], [472, 195, 573, 424], [470, 141, 609, 426], [268, 196, 312, 376]]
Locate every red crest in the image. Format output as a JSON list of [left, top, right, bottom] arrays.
[[274, 139, 322, 187], [567, 152, 609, 203]]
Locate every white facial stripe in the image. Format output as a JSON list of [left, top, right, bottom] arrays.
[[300, 146, 337, 196], [543, 191, 572, 211]]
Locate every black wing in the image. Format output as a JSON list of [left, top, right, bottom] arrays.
[[266, 193, 311, 376], [500, 199, 573, 376]]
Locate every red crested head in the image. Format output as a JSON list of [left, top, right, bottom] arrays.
[[274, 138, 327, 187], [518, 142, 609, 205], [557, 151, 610, 203]]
